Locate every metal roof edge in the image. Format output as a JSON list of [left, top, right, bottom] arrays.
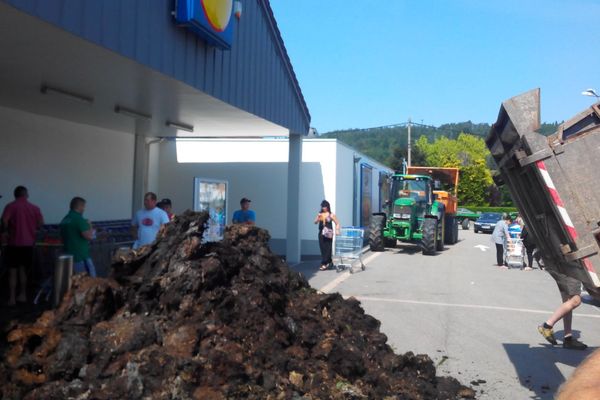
[[259, 0, 311, 130]]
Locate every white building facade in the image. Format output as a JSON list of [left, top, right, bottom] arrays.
[[155, 138, 393, 259]]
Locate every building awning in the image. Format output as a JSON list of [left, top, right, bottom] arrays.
[[0, 1, 308, 137]]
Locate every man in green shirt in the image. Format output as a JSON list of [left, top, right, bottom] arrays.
[[60, 197, 96, 277]]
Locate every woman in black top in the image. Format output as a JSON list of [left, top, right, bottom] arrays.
[[314, 200, 341, 270]]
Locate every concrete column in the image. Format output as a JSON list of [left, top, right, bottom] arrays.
[[286, 133, 303, 264], [132, 133, 147, 215]]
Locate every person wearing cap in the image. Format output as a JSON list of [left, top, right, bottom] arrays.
[[157, 198, 174, 221], [232, 198, 255, 225]]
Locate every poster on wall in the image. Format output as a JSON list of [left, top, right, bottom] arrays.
[[360, 164, 373, 228], [193, 178, 227, 242]]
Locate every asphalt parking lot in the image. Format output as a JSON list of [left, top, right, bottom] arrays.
[[293, 228, 600, 399]]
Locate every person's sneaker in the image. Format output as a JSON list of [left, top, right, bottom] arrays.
[[523, 266, 533, 271], [563, 337, 587, 350], [538, 325, 557, 345]]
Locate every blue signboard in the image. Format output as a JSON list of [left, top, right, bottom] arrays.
[[175, 0, 234, 49]]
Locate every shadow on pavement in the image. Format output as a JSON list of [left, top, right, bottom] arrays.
[[503, 338, 593, 399], [290, 260, 322, 281]]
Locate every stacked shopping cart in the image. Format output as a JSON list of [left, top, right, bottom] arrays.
[[334, 227, 366, 273]]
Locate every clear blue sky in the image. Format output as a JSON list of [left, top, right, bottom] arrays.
[[270, 0, 600, 133]]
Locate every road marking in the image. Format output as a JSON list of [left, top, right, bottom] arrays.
[[319, 252, 381, 293], [474, 245, 489, 252], [352, 296, 600, 319]]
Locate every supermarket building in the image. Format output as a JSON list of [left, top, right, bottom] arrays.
[[0, 0, 311, 263]]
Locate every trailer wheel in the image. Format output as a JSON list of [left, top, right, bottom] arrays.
[[461, 219, 470, 230], [453, 217, 459, 243], [421, 218, 437, 255], [369, 214, 385, 251], [444, 216, 459, 245], [436, 217, 445, 251]]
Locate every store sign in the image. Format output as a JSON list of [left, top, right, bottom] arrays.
[[175, 0, 234, 49]]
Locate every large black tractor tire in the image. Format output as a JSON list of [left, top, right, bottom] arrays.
[[421, 218, 438, 255], [444, 216, 459, 245], [461, 218, 470, 230], [369, 214, 385, 251]]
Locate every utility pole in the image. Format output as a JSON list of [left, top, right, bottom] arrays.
[[407, 117, 412, 167]]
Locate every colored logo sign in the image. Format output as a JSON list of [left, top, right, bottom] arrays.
[[175, 0, 234, 49], [202, 0, 233, 32]]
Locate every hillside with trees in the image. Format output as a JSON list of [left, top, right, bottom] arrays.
[[321, 121, 560, 168], [320, 121, 560, 206]]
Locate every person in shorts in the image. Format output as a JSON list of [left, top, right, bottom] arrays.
[[1, 186, 44, 305], [538, 266, 587, 350], [60, 197, 96, 277]]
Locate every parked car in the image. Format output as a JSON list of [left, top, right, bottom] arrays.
[[473, 212, 503, 233], [456, 207, 480, 230]]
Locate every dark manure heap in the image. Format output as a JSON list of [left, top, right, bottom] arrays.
[[0, 211, 475, 399]]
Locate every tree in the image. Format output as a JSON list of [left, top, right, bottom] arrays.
[[414, 133, 493, 206]]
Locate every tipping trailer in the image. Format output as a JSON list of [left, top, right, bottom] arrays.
[[487, 89, 600, 293]]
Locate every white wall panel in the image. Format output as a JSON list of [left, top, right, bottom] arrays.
[[0, 106, 134, 223]]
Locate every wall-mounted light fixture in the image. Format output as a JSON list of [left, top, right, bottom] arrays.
[[114, 105, 152, 121], [166, 120, 194, 133], [41, 85, 94, 105], [234, 1, 242, 19]]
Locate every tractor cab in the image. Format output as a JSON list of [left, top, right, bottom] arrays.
[[390, 175, 433, 222]]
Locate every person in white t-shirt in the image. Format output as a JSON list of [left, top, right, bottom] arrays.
[[131, 192, 169, 249]]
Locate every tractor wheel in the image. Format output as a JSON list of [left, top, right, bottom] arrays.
[[369, 214, 385, 251], [461, 219, 470, 230], [421, 218, 437, 255], [436, 218, 445, 251], [384, 238, 397, 248]]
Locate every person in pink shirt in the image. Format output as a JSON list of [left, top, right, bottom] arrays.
[[1, 186, 44, 305]]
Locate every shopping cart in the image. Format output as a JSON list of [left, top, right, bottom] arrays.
[[504, 238, 525, 268], [334, 227, 365, 273]]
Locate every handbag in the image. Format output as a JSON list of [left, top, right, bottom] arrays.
[[322, 226, 334, 239]]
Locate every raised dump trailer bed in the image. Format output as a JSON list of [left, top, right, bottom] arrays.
[[487, 89, 600, 291]]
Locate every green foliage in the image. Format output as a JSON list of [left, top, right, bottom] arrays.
[[415, 134, 493, 206]]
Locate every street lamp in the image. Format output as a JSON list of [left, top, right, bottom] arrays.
[[581, 88, 599, 99]]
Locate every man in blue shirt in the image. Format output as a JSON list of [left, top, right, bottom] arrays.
[[232, 197, 255, 225]]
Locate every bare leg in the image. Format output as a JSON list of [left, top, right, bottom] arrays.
[[9, 268, 17, 305], [546, 294, 581, 331], [563, 310, 573, 337]]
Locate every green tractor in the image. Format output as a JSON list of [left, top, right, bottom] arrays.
[[369, 174, 446, 255]]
